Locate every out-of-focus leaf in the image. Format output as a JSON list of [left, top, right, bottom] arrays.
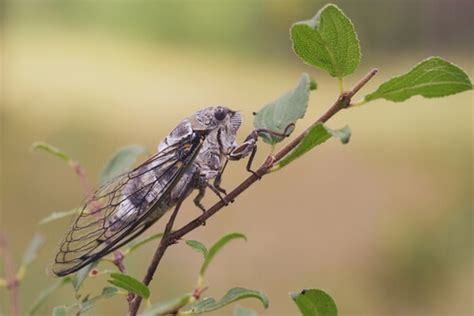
[[29, 277, 72, 315], [183, 288, 268, 314], [254, 74, 312, 144], [99, 145, 146, 185], [76, 287, 119, 315], [143, 293, 193, 316], [31, 142, 71, 162], [291, 4, 361, 78], [290, 289, 337, 316], [39, 208, 80, 225], [234, 306, 258, 316], [17, 234, 45, 280], [72, 261, 98, 291], [186, 240, 208, 258], [275, 124, 350, 170], [21, 233, 44, 267], [124, 232, 164, 255], [200, 233, 246, 277], [108, 272, 150, 299], [52, 306, 67, 316], [326, 126, 351, 144], [365, 57, 472, 102]]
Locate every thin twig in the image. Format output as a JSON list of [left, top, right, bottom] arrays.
[[128, 200, 184, 315], [68, 160, 94, 198], [128, 68, 378, 315], [0, 232, 20, 316]]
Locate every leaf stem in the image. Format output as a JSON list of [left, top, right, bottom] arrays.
[[350, 98, 368, 107], [0, 232, 20, 316], [338, 77, 344, 94], [128, 68, 378, 315]]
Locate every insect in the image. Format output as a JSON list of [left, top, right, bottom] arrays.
[[51, 106, 288, 277]]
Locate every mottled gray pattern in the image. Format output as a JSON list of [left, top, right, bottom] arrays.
[[110, 106, 242, 230]]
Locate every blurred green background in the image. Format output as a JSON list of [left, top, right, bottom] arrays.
[[1, 0, 472, 315]]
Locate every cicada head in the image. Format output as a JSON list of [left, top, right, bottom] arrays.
[[190, 106, 241, 133]]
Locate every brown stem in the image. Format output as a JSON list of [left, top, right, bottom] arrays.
[[128, 199, 184, 315], [69, 160, 94, 198], [0, 232, 20, 316], [128, 68, 378, 315]]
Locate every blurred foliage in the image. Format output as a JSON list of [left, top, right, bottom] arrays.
[[374, 203, 473, 312], [4, 0, 473, 59]]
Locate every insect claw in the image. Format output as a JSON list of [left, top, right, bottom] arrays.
[[248, 169, 262, 180], [216, 187, 227, 195]]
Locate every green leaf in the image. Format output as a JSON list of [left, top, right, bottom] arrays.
[[29, 277, 72, 315], [31, 142, 71, 162], [365, 57, 472, 102], [52, 306, 67, 316], [234, 306, 258, 316], [143, 293, 193, 316], [184, 288, 268, 314], [254, 74, 312, 144], [290, 289, 337, 316], [124, 232, 164, 255], [200, 233, 247, 277], [77, 287, 119, 315], [186, 240, 208, 258], [108, 272, 150, 299], [39, 208, 80, 225], [276, 124, 350, 170], [291, 4, 361, 78], [99, 145, 146, 185], [72, 261, 98, 291]]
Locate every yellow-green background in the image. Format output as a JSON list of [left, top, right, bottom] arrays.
[[1, 0, 472, 315]]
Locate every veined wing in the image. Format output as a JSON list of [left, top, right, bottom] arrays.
[[51, 133, 203, 276]]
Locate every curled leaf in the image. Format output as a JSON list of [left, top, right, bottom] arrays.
[[275, 124, 350, 170], [200, 233, 247, 278], [31, 142, 71, 162]]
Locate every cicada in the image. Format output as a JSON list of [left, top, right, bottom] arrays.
[[51, 106, 286, 277]]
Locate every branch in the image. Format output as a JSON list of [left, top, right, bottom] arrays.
[[0, 232, 20, 316], [128, 68, 378, 315], [128, 200, 184, 315]]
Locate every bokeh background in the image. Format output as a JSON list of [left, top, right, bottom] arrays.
[[1, 0, 472, 315]]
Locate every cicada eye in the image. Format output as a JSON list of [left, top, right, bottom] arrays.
[[214, 107, 228, 121]]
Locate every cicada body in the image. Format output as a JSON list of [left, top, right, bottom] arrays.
[[51, 106, 243, 276]]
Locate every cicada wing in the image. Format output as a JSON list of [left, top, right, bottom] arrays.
[[50, 134, 202, 276]]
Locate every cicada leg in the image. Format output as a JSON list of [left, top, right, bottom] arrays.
[[213, 158, 229, 195], [229, 123, 294, 178], [193, 173, 230, 226]]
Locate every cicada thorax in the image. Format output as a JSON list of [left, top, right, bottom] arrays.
[[108, 132, 203, 232]]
